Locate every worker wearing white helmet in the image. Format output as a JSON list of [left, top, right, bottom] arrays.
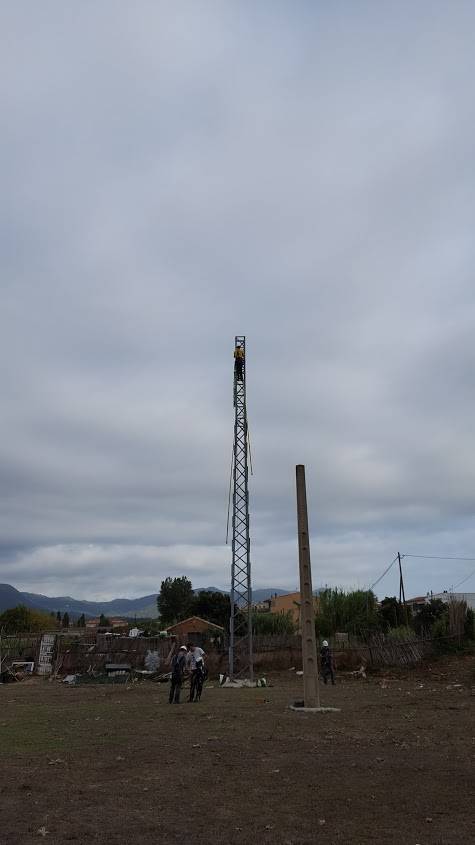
[[320, 639, 335, 685]]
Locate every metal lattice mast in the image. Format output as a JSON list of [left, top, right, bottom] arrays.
[[229, 336, 253, 680]]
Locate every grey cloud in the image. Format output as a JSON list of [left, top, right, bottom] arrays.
[[1, 3, 475, 601]]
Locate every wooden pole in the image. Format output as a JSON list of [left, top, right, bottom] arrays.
[[296, 465, 319, 708], [398, 553, 409, 627]]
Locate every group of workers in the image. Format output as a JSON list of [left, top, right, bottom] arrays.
[[169, 639, 335, 703], [169, 642, 207, 704]]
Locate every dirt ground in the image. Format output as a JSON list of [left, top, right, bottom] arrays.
[[0, 655, 473, 845]]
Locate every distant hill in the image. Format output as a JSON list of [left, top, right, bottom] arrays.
[[194, 587, 294, 602], [0, 584, 291, 619], [0, 583, 158, 618], [20, 591, 159, 619], [252, 587, 290, 602], [197, 587, 291, 603], [0, 583, 39, 613]]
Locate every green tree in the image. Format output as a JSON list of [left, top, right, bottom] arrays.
[[378, 597, 412, 631], [77, 613, 86, 628], [378, 597, 399, 630], [99, 614, 111, 627], [189, 590, 230, 628], [0, 605, 55, 634], [62, 612, 70, 628], [465, 608, 474, 640], [157, 576, 193, 627], [315, 588, 378, 638], [136, 619, 162, 636], [252, 610, 296, 635], [413, 599, 446, 636], [56, 611, 62, 625]]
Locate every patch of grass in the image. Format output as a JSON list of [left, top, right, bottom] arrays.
[[0, 699, 131, 755]]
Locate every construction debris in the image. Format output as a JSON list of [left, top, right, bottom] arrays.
[[144, 650, 161, 671], [105, 663, 131, 676], [221, 677, 267, 689], [346, 665, 367, 680]]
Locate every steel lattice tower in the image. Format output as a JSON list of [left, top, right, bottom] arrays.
[[229, 336, 253, 680]]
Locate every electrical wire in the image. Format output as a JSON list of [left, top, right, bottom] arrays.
[[225, 444, 234, 545], [369, 556, 399, 591], [402, 554, 475, 561], [247, 426, 254, 476], [398, 553, 475, 594], [452, 569, 475, 590]]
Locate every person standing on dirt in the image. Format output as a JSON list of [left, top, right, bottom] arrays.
[[187, 642, 206, 702], [169, 645, 187, 704], [320, 640, 336, 685]]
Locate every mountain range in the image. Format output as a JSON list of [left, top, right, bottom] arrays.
[[0, 583, 291, 619]]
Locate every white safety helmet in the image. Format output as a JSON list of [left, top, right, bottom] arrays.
[[322, 640, 329, 647], [179, 645, 187, 651]]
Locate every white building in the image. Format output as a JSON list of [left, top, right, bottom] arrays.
[[430, 592, 475, 610]]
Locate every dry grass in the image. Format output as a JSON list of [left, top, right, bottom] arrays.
[[0, 654, 473, 844]]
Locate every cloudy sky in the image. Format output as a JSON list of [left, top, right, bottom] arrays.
[[1, 3, 475, 601]]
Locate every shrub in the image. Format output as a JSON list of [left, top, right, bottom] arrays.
[[315, 588, 378, 638], [252, 611, 296, 635], [0, 605, 55, 634], [464, 608, 474, 640], [386, 625, 414, 642], [413, 599, 446, 637]]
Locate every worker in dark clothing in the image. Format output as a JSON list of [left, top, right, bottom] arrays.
[[320, 640, 335, 685], [187, 643, 207, 702], [234, 343, 244, 381], [169, 645, 187, 704]]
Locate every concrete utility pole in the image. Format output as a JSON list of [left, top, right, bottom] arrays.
[[296, 464, 320, 708]]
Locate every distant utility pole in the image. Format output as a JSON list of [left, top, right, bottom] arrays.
[[296, 465, 319, 708], [398, 552, 409, 627]]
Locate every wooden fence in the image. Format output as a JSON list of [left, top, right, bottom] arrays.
[[230, 632, 445, 670], [1, 629, 463, 677], [56, 634, 175, 674]]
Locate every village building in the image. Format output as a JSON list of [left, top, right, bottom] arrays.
[[268, 591, 319, 627], [405, 596, 428, 615], [165, 616, 224, 646], [430, 591, 475, 610], [253, 598, 271, 613], [406, 592, 475, 613], [85, 616, 128, 631]]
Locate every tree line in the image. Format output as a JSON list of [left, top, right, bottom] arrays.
[[2, 578, 473, 647], [0, 606, 96, 634], [156, 577, 475, 645]]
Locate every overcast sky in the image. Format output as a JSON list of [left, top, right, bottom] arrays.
[[1, 3, 475, 601]]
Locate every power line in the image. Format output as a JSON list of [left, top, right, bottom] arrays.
[[364, 551, 475, 597], [247, 425, 254, 476], [225, 443, 234, 545], [397, 553, 475, 595], [402, 554, 475, 561], [452, 569, 475, 590], [369, 556, 399, 591]]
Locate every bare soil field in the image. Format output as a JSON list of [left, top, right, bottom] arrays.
[[0, 655, 473, 845]]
